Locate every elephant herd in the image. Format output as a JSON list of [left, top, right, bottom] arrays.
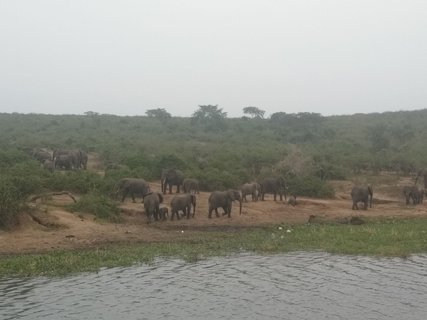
[[32, 148, 88, 171], [350, 184, 426, 210], [114, 170, 290, 223]]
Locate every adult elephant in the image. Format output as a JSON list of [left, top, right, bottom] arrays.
[[33, 149, 52, 163], [259, 177, 287, 201], [403, 186, 423, 205], [42, 159, 55, 172], [208, 190, 242, 218], [53, 149, 81, 170], [183, 178, 200, 194], [143, 192, 163, 223], [54, 154, 73, 170], [161, 169, 185, 194], [241, 182, 261, 202], [170, 193, 196, 220], [351, 186, 373, 210], [115, 178, 151, 203]]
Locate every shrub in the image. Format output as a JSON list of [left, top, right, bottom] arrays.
[[69, 192, 121, 222], [0, 177, 22, 227], [286, 176, 335, 198]]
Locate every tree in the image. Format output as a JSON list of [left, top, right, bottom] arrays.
[[243, 106, 265, 119], [145, 108, 171, 120], [191, 105, 227, 131]]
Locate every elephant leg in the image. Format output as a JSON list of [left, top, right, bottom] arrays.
[[121, 190, 128, 202], [131, 193, 136, 203], [177, 185, 181, 193]]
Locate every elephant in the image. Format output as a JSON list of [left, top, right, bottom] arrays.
[[32, 149, 52, 163], [241, 182, 261, 202], [53, 149, 81, 170], [42, 159, 55, 172], [403, 186, 423, 205], [351, 186, 373, 210], [159, 207, 169, 220], [183, 178, 200, 194], [161, 168, 185, 194], [54, 154, 73, 170], [170, 193, 196, 220], [143, 192, 163, 223], [288, 194, 297, 206], [114, 178, 151, 202], [259, 177, 287, 201], [208, 190, 242, 218]]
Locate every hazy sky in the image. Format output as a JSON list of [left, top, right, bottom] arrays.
[[1, 0, 426, 118]]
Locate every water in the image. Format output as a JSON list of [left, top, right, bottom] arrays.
[[1, 252, 426, 320]]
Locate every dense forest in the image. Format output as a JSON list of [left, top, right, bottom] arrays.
[[1, 106, 427, 226]]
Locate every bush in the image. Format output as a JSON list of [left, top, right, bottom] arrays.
[[69, 192, 121, 222], [286, 176, 335, 198], [45, 171, 106, 194], [0, 178, 22, 227]]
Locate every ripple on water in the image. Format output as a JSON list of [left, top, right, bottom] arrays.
[[1, 252, 427, 320]]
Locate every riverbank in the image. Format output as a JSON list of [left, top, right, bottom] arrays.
[[1, 216, 427, 277]]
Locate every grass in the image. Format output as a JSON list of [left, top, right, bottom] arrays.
[[1, 217, 427, 278]]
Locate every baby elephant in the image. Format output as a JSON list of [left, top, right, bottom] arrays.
[[159, 207, 169, 220], [288, 195, 297, 206]]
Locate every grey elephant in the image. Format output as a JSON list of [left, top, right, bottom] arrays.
[[53, 149, 81, 170], [259, 177, 287, 201], [288, 194, 297, 206], [159, 207, 169, 220], [42, 159, 55, 172], [54, 154, 73, 170], [208, 190, 242, 218], [403, 186, 423, 205], [143, 192, 164, 223], [351, 186, 373, 210], [170, 193, 196, 220], [241, 182, 261, 202], [183, 178, 200, 194], [33, 149, 52, 163], [161, 168, 185, 194], [115, 178, 151, 202]]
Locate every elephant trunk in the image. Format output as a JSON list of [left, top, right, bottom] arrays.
[[239, 198, 242, 215]]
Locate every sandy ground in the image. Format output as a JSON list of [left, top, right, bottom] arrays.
[[0, 155, 426, 255]]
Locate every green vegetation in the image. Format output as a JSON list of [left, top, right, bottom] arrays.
[[1, 109, 427, 226], [1, 217, 426, 277], [69, 191, 121, 222]]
